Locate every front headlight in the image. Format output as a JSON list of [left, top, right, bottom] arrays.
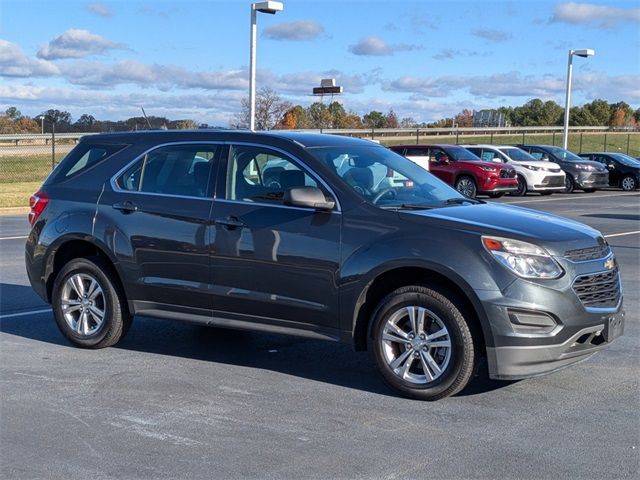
[[523, 165, 541, 171], [482, 236, 564, 279], [480, 166, 498, 172], [574, 164, 594, 171]]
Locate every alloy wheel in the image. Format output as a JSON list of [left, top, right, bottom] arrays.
[[456, 178, 476, 197], [621, 176, 636, 191], [61, 273, 105, 336], [380, 306, 452, 384]]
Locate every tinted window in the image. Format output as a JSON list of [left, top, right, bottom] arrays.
[[50, 143, 126, 182], [405, 147, 429, 156], [117, 144, 218, 198], [442, 146, 481, 161], [226, 145, 318, 204], [501, 148, 536, 162], [309, 145, 465, 208]]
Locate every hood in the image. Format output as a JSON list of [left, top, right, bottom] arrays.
[[399, 202, 603, 256], [513, 160, 562, 170]]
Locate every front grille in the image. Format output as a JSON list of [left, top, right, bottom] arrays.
[[500, 169, 516, 179], [541, 175, 565, 186], [546, 168, 562, 173], [565, 244, 610, 261], [572, 270, 621, 308]]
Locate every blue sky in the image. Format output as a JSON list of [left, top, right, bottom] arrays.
[[1, 0, 639, 125]]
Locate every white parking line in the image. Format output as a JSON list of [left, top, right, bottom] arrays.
[[504, 192, 640, 204], [0, 235, 28, 241], [604, 230, 640, 239], [0, 308, 51, 320]]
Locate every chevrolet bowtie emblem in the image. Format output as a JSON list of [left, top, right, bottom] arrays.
[[604, 257, 616, 270]]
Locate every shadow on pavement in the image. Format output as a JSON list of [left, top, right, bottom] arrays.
[[581, 213, 640, 221], [1, 282, 514, 399]]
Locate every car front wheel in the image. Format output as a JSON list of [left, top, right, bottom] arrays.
[[52, 257, 132, 349], [564, 175, 575, 193], [511, 175, 527, 196], [455, 176, 477, 198], [621, 175, 637, 191], [369, 286, 477, 400]]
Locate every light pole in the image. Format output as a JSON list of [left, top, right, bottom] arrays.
[[249, 1, 284, 131], [563, 48, 595, 149]]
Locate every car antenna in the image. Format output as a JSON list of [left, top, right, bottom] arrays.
[[141, 107, 152, 129]]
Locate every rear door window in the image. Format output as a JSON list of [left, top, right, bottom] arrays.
[[117, 144, 219, 198]]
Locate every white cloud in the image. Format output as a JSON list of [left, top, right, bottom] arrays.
[[471, 29, 512, 42], [551, 2, 640, 28], [0, 39, 59, 77], [263, 21, 325, 41], [87, 3, 112, 18], [37, 29, 125, 59], [384, 71, 640, 103], [348, 36, 422, 56]]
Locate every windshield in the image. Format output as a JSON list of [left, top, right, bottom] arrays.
[[501, 147, 537, 162], [443, 145, 482, 161], [545, 146, 584, 162], [609, 153, 640, 167], [307, 145, 469, 209]]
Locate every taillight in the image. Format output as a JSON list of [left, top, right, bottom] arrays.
[[28, 190, 49, 226]]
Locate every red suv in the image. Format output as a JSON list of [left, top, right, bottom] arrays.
[[389, 144, 518, 198]]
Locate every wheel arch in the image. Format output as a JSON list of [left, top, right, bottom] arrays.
[[44, 235, 127, 307], [351, 264, 491, 355]]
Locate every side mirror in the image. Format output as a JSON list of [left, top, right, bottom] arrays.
[[492, 157, 502, 163], [283, 186, 335, 211], [608, 163, 615, 170]]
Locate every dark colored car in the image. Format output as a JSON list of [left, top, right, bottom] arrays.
[[389, 144, 517, 198], [516, 144, 609, 193], [26, 131, 624, 400], [577, 152, 640, 191]]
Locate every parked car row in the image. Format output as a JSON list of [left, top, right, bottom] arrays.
[[389, 143, 639, 197]]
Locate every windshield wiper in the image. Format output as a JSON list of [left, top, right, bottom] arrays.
[[444, 197, 482, 205], [383, 203, 437, 210]]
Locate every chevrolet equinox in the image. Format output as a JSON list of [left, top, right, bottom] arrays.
[[25, 131, 625, 400]]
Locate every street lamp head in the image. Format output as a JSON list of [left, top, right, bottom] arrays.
[[572, 49, 595, 58], [253, 1, 284, 14]]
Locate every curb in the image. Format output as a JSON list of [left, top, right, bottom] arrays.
[[0, 207, 29, 216]]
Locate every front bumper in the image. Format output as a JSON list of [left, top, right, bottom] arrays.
[[480, 177, 518, 194], [574, 171, 609, 189], [478, 254, 624, 380], [530, 174, 566, 192], [486, 311, 624, 379]]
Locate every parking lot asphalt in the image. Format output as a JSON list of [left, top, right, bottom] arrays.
[[1, 190, 639, 479]]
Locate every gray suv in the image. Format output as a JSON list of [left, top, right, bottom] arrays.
[[25, 131, 624, 400]]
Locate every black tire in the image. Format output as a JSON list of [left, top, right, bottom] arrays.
[[455, 176, 477, 198], [620, 175, 637, 191], [487, 192, 505, 199], [583, 188, 596, 193], [368, 285, 478, 401], [510, 175, 527, 197], [52, 256, 132, 349], [564, 174, 575, 193]]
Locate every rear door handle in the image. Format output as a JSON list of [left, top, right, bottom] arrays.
[[112, 201, 138, 213], [215, 216, 244, 229]]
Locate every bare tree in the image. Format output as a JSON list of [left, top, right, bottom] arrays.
[[231, 87, 292, 130]]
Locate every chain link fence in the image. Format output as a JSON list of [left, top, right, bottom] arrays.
[[1, 129, 638, 208]]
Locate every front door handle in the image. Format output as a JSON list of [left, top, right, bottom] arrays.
[[215, 216, 244, 230], [112, 201, 138, 213]]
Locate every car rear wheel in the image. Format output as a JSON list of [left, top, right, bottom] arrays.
[[455, 176, 477, 198], [510, 175, 527, 196], [52, 257, 132, 349], [621, 175, 637, 191], [564, 174, 575, 193], [369, 286, 477, 400]]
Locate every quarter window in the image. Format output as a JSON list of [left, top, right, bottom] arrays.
[[226, 145, 318, 204], [117, 145, 218, 198]]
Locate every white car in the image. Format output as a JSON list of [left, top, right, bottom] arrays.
[[463, 145, 566, 196]]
